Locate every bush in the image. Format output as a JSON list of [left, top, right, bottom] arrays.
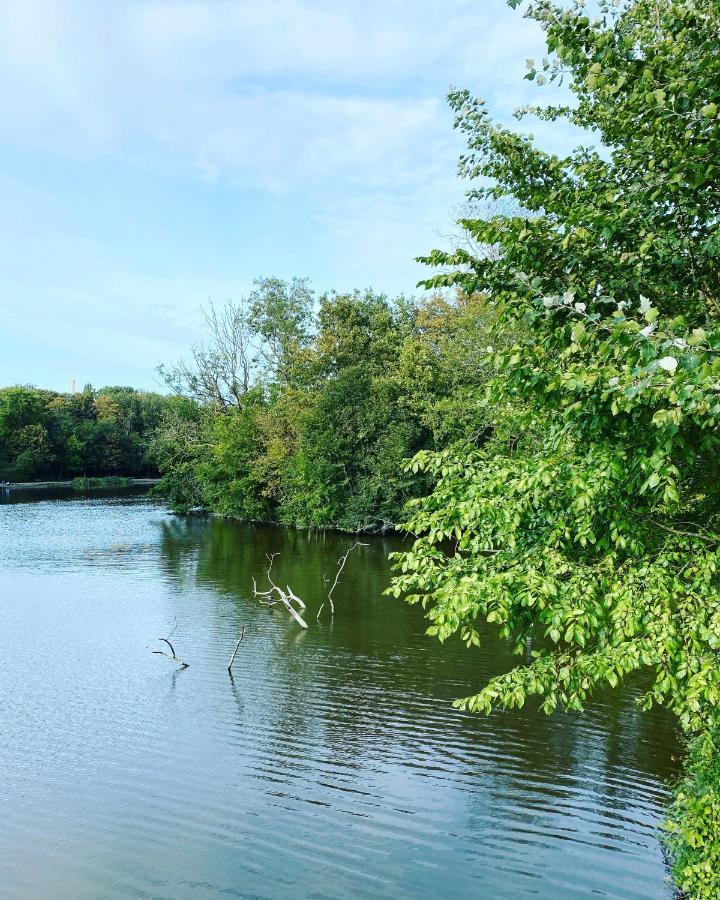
[[71, 476, 132, 489], [666, 728, 720, 898]]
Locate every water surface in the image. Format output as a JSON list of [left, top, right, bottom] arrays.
[[0, 493, 681, 898]]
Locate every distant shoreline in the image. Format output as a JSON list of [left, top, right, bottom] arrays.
[[1, 478, 161, 490]]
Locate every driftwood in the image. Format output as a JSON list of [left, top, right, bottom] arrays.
[[227, 626, 247, 673], [317, 542, 368, 620], [252, 553, 308, 629], [151, 620, 190, 668]]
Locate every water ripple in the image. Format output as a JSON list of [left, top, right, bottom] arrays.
[[0, 494, 682, 899]]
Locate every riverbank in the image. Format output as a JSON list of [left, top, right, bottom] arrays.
[[1, 478, 161, 490], [174, 505, 397, 536]]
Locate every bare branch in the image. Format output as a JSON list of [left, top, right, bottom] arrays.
[[317, 542, 368, 620], [252, 554, 308, 629], [265, 553, 281, 589], [158, 298, 256, 408], [286, 586, 306, 610], [159, 637, 177, 658], [227, 626, 247, 674], [151, 621, 190, 668]]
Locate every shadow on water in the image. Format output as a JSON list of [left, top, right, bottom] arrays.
[[0, 495, 682, 899]]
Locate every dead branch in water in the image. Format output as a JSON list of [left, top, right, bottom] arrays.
[[317, 542, 368, 620], [227, 626, 247, 673], [285, 585, 306, 610], [151, 619, 190, 668], [252, 553, 309, 629]]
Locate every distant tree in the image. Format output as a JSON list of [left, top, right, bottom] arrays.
[[0, 384, 171, 481]]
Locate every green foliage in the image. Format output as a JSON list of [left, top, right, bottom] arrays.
[[265, 290, 428, 529], [248, 276, 314, 382], [666, 726, 720, 897], [152, 396, 209, 512], [0, 385, 170, 482], [386, 1, 720, 894], [157, 286, 497, 530], [71, 476, 132, 489], [196, 389, 272, 521]]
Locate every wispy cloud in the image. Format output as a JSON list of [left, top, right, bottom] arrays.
[[0, 0, 582, 389], [0, 0, 550, 180]]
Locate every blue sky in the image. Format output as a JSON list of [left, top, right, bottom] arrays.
[[0, 0, 572, 392]]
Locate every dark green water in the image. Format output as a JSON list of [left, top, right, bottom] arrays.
[[0, 491, 681, 898]]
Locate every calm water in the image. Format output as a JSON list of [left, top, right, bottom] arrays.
[[0, 491, 681, 899]]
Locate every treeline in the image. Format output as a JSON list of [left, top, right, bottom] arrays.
[[155, 280, 496, 530], [0, 385, 171, 482]]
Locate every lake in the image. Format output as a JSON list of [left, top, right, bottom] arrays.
[[0, 490, 681, 898]]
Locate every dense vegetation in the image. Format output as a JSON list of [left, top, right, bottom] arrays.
[[0, 385, 169, 482], [119, 0, 720, 892], [384, 0, 720, 895], [154, 282, 495, 530]]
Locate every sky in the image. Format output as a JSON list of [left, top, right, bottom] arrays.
[[0, 0, 577, 392]]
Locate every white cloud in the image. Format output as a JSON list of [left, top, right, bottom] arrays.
[[135, 89, 449, 192], [0, 0, 555, 184], [0, 0, 591, 389]]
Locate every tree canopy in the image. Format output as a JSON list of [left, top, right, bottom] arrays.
[[155, 285, 496, 530], [386, 0, 720, 894]]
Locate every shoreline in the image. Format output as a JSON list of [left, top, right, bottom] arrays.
[[1, 478, 161, 490], [175, 507, 399, 537]]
